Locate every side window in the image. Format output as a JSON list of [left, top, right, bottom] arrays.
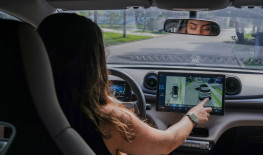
[[0, 11, 20, 21]]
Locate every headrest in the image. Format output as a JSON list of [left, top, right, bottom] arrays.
[[0, 18, 95, 155]]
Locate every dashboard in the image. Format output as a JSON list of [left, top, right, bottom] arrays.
[[108, 64, 263, 154]]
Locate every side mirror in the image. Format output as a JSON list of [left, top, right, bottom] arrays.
[[164, 19, 220, 36], [0, 122, 16, 155]]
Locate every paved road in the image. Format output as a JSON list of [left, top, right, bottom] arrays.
[[185, 82, 200, 106], [106, 29, 249, 68], [184, 81, 222, 107]]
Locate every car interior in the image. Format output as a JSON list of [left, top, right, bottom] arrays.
[[1, 0, 263, 155]]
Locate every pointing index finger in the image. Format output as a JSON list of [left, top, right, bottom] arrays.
[[199, 98, 209, 106]]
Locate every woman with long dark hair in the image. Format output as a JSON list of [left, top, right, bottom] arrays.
[[38, 13, 212, 155]]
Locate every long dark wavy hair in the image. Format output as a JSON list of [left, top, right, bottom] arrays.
[[37, 13, 133, 140]]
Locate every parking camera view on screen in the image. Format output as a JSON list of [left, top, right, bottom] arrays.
[[157, 73, 224, 114], [165, 76, 223, 107]]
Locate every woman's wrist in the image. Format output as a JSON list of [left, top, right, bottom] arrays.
[[183, 115, 195, 128]]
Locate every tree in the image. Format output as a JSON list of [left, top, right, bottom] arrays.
[[103, 11, 120, 29], [93, 10, 103, 23], [147, 18, 156, 31], [135, 10, 144, 25], [147, 17, 166, 32], [142, 10, 151, 31], [94, 10, 98, 23], [123, 10, 127, 38]]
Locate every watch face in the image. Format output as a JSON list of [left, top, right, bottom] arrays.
[[190, 113, 198, 123]]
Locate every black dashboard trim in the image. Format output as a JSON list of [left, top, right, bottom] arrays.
[[143, 90, 263, 100], [226, 95, 263, 100], [115, 66, 263, 75], [109, 65, 263, 102]]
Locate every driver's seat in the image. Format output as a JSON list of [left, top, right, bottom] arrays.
[[0, 19, 95, 155]]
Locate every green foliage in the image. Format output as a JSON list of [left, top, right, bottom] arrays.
[[76, 11, 92, 17], [244, 58, 263, 67], [103, 32, 152, 46], [244, 33, 255, 40], [102, 11, 121, 28]]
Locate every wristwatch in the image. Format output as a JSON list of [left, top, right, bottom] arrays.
[[186, 113, 199, 126]]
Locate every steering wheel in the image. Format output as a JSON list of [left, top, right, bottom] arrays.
[[108, 68, 146, 119]]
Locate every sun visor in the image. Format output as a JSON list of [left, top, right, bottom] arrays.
[[47, 0, 152, 10], [153, 0, 231, 11]]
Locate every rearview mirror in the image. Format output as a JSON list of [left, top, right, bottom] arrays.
[[164, 19, 220, 36]]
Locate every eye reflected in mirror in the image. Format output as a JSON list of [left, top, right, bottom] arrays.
[[164, 19, 220, 36], [0, 122, 16, 155]]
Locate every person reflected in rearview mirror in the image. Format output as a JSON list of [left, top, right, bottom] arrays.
[[186, 20, 211, 35], [165, 19, 220, 36]]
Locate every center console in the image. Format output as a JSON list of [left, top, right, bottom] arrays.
[[156, 72, 226, 154]]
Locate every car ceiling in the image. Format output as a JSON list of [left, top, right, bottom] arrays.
[[48, 0, 152, 10], [0, 0, 56, 26], [48, 0, 263, 10], [1, 0, 263, 26]]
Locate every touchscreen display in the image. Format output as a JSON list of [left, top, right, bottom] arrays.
[[157, 72, 225, 115]]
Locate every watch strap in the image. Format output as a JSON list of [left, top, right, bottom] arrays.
[[186, 113, 198, 126]]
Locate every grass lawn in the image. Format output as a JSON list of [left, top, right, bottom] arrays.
[[136, 30, 168, 34], [99, 24, 142, 30], [243, 58, 263, 67], [99, 24, 148, 30], [103, 32, 152, 46], [211, 91, 222, 107], [244, 33, 255, 40], [186, 82, 191, 87], [215, 88, 222, 95]]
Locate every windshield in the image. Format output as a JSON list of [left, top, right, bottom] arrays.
[[65, 7, 263, 70]]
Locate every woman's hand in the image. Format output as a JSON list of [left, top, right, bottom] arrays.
[[188, 98, 212, 123], [121, 102, 136, 113]]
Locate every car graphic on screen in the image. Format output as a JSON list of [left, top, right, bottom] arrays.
[[199, 84, 211, 100], [171, 85, 179, 98]]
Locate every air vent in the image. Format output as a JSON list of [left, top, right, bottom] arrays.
[[226, 76, 242, 95], [144, 72, 158, 90]]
